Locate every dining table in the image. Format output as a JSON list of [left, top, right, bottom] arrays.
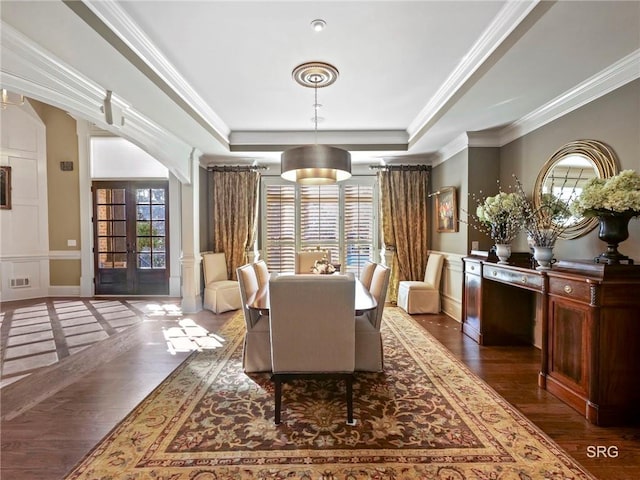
[[246, 273, 377, 315]]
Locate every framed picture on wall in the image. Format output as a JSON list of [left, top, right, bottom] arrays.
[[0, 166, 10, 210], [436, 186, 457, 232]]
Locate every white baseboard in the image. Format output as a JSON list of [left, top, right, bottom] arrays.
[[441, 293, 462, 322], [49, 285, 81, 297]]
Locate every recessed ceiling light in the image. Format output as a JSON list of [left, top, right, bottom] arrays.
[[311, 19, 326, 32]]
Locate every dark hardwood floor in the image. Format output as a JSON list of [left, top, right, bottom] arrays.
[[412, 313, 640, 480], [1, 300, 639, 480]]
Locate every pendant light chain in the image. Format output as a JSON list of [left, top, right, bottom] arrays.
[[314, 79, 319, 145], [318, 182, 321, 243]]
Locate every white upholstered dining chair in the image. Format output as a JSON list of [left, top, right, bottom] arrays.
[[397, 253, 445, 314], [295, 250, 331, 274], [359, 260, 377, 290], [355, 264, 390, 372], [236, 263, 271, 372], [202, 252, 242, 314], [253, 260, 270, 288], [268, 274, 356, 425]]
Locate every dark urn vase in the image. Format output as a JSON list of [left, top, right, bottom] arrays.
[[595, 211, 635, 265]]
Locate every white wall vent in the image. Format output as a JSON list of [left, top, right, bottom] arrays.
[[10, 278, 31, 288]]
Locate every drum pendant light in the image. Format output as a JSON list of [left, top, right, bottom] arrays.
[[281, 62, 351, 185]]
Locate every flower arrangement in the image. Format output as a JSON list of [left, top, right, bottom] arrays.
[[526, 194, 572, 246], [311, 257, 336, 274], [473, 191, 526, 244], [570, 169, 640, 217], [514, 177, 573, 247]]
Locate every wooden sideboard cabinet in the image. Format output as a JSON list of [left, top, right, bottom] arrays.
[[462, 254, 541, 346], [544, 261, 640, 426], [462, 254, 640, 426]]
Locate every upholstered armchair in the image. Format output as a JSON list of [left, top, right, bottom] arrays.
[[202, 252, 242, 314], [355, 264, 390, 372], [236, 263, 271, 372], [295, 250, 331, 274], [269, 274, 356, 425], [397, 253, 445, 314]]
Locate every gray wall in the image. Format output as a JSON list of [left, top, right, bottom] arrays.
[[501, 79, 640, 261], [468, 147, 500, 251], [431, 149, 468, 255], [431, 146, 503, 254], [431, 79, 639, 262]]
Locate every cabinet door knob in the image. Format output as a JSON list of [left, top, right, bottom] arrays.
[[564, 285, 573, 294], [470, 265, 475, 271], [492, 270, 497, 276], [521, 276, 527, 284]]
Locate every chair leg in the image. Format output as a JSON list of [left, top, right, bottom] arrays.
[[274, 376, 282, 425], [346, 374, 355, 426], [272, 374, 354, 425]]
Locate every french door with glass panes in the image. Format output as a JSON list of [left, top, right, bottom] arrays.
[[93, 181, 169, 295]]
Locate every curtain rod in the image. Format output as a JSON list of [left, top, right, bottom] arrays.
[[369, 164, 431, 171], [207, 165, 268, 172]]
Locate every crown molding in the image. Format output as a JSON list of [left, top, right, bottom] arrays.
[[467, 131, 502, 148], [1, 21, 195, 183], [229, 130, 409, 152], [1, 22, 105, 117], [431, 50, 640, 166], [407, 0, 540, 145], [81, 0, 230, 142], [429, 133, 470, 167], [498, 49, 640, 146], [430, 130, 503, 166]]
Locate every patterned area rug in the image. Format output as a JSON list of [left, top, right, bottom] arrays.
[[65, 307, 594, 479]]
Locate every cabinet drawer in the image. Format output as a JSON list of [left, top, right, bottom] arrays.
[[483, 266, 543, 291], [465, 262, 481, 275], [549, 277, 591, 303]]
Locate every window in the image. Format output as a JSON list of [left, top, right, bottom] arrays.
[[135, 187, 167, 269], [261, 177, 378, 275]]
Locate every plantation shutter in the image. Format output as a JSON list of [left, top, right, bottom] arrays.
[[300, 185, 340, 263], [344, 184, 374, 274], [265, 184, 296, 272], [261, 178, 377, 275]]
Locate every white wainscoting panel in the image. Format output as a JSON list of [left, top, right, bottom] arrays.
[[0, 100, 49, 302], [0, 255, 50, 302], [430, 250, 464, 323]]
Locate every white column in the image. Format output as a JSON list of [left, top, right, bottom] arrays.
[[180, 151, 202, 313], [168, 173, 182, 296], [76, 120, 94, 297]]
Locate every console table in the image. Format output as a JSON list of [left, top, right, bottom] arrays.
[[462, 253, 640, 426]]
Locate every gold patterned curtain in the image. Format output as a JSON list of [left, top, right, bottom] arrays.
[[209, 168, 260, 280], [378, 166, 431, 302]]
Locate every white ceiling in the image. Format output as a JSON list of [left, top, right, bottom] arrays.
[[1, 0, 639, 176]]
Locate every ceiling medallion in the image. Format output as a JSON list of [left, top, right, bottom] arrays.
[[310, 19, 326, 32], [292, 62, 339, 88]]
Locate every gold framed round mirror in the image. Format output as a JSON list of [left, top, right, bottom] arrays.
[[534, 140, 618, 239]]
